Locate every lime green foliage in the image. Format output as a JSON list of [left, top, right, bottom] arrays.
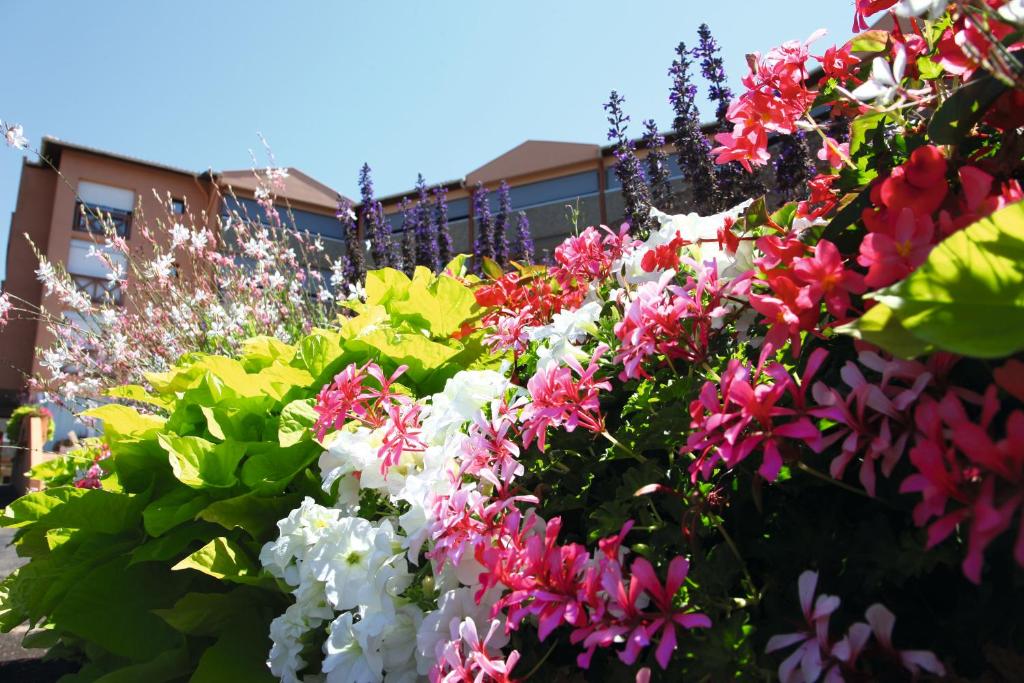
[[5, 404, 55, 444], [0, 268, 485, 680], [843, 201, 1024, 358]]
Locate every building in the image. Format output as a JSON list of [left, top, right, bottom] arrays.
[[1, 128, 776, 433], [376, 139, 697, 262], [0, 137, 345, 429]]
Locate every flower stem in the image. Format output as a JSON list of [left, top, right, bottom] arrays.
[[522, 641, 558, 679], [795, 461, 871, 499], [601, 430, 646, 462], [714, 518, 756, 600]]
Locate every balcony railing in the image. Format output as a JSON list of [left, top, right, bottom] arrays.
[[70, 273, 123, 305], [73, 201, 132, 239]]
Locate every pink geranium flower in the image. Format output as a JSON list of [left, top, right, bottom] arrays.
[[521, 345, 611, 451], [857, 208, 935, 289]]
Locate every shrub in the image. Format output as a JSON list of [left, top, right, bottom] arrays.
[[4, 405, 54, 444], [0, 263, 491, 680]]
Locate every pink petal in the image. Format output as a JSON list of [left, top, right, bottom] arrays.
[[864, 604, 895, 649], [766, 632, 808, 654], [655, 623, 677, 669], [798, 571, 818, 619], [665, 556, 690, 596]]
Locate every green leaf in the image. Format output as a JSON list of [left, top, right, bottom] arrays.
[[51, 556, 187, 662], [159, 434, 246, 489], [742, 196, 770, 230], [240, 442, 321, 494], [278, 399, 318, 447], [104, 385, 174, 410], [870, 201, 1024, 358], [929, 74, 1007, 145], [172, 537, 264, 585], [143, 487, 211, 537], [190, 618, 277, 683], [240, 336, 296, 369], [836, 302, 932, 359], [917, 55, 944, 80], [154, 587, 275, 636], [850, 33, 887, 53], [93, 648, 191, 683], [848, 112, 887, 158], [130, 522, 221, 565], [481, 257, 504, 280], [80, 404, 165, 440], [364, 267, 411, 306], [1, 487, 139, 535], [197, 492, 302, 539]]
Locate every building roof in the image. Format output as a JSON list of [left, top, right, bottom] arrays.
[[466, 140, 601, 186], [39, 137, 200, 178], [37, 136, 346, 213], [217, 168, 348, 211]]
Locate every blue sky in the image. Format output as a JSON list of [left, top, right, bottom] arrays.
[[0, 0, 857, 281]]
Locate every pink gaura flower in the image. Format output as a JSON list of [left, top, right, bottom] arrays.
[[816, 137, 850, 170]]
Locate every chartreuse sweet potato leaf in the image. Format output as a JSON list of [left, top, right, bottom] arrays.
[[836, 302, 932, 359], [80, 404, 165, 440], [0, 487, 139, 535], [159, 434, 246, 489], [172, 537, 264, 585], [90, 647, 191, 683], [391, 280, 473, 337], [154, 586, 277, 636], [241, 441, 321, 493], [364, 267, 412, 306], [190, 616, 277, 682], [129, 522, 222, 565], [143, 487, 212, 537], [867, 201, 1024, 358], [51, 556, 188, 662], [240, 335, 296, 369], [104, 384, 174, 410], [278, 398, 318, 447], [197, 491, 302, 539]]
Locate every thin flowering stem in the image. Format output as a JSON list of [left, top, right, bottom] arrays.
[[802, 113, 857, 171], [521, 641, 558, 679], [601, 430, 647, 462], [795, 461, 874, 499]]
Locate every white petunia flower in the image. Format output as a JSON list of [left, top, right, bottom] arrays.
[[894, 0, 947, 19], [527, 299, 602, 369], [259, 496, 344, 586], [419, 370, 508, 446], [852, 44, 906, 105]]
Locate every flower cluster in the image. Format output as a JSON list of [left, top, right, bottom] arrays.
[[766, 571, 944, 682]]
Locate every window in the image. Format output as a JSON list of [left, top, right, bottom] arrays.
[[67, 239, 126, 305], [74, 182, 136, 239], [171, 198, 186, 215], [73, 202, 132, 238]]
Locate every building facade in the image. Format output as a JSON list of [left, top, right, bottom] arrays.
[[1, 130, 750, 433], [0, 138, 344, 430]]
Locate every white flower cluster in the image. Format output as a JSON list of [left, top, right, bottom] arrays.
[[261, 369, 516, 682]]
